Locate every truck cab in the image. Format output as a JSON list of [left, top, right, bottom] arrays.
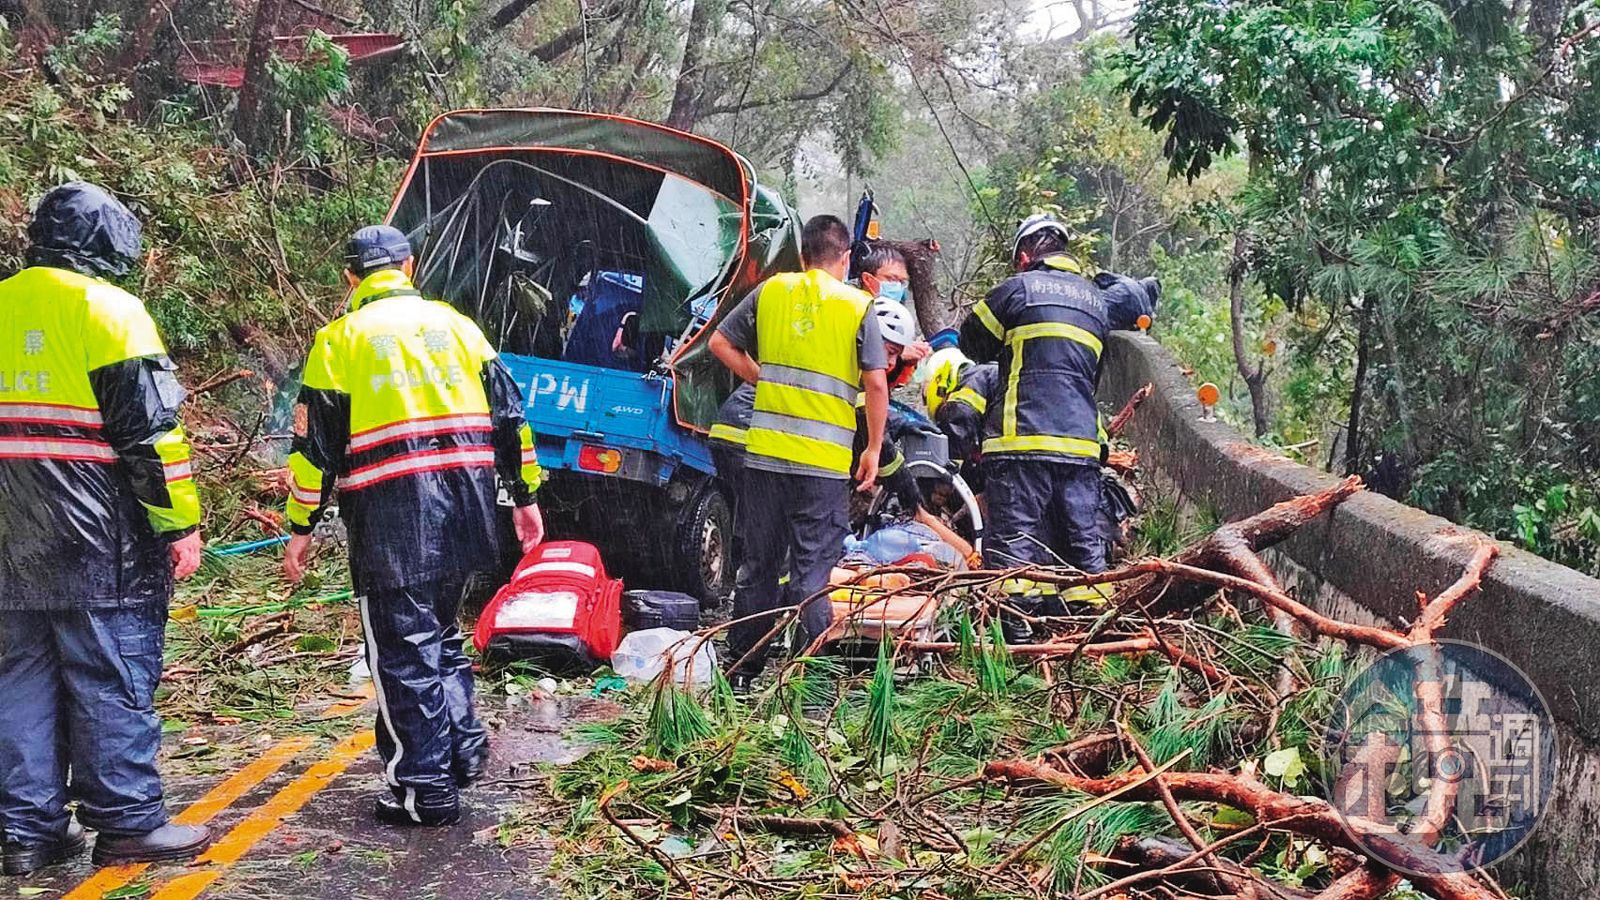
[[384, 109, 801, 603]]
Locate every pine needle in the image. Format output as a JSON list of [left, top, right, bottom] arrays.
[[957, 612, 980, 670], [862, 633, 901, 767], [977, 617, 1015, 697], [644, 670, 715, 756], [708, 667, 740, 724]]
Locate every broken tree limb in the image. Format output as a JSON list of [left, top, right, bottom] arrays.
[[1407, 539, 1497, 642], [982, 759, 1500, 900], [189, 367, 255, 396], [223, 611, 293, 655], [986, 749, 1192, 874], [897, 636, 1161, 655], [1092, 829, 1266, 898], [1106, 382, 1153, 437], [896, 635, 1223, 680], [698, 807, 854, 839], [1107, 834, 1311, 900], [1121, 475, 1365, 615], [1218, 542, 1307, 725], [599, 781, 696, 894], [1117, 726, 1222, 877], [1313, 863, 1402, 900]]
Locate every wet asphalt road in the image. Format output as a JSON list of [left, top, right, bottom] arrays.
[[13, 692, 615, 900]]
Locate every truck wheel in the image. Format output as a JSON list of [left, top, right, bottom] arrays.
[[676, 482, 733, 607]]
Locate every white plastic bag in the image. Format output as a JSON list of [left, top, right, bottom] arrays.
[[612, 627, 718, 685]]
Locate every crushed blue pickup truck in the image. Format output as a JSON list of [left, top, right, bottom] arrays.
[[383, 108, 803, 603]]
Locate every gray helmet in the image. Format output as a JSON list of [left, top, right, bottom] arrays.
[[1009, 213, 1072, 263], [345, 225, 413, 275], [26, 182, 143, 278]]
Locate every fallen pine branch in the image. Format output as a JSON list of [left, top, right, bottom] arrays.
[[599, 780, 697, 895], [1313, 864, 1402, 900], [983, 759, 1500, 900], [986, 748, 1192, 873], [897, 624, 1229, 681], [223, 611, 294, 655], [699, 807, 854, 839], [1104, 833, 1310, 900], [189, 367, 255, 396]]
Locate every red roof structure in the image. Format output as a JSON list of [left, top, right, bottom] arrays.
[[177, 32, 405, 87]]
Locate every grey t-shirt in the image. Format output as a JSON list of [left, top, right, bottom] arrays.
[[716, 278, 887, 478]]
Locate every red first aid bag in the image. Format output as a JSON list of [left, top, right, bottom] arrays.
[[473, 541, 622, 668]]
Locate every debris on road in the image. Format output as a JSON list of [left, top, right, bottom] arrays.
[[535, 477, 1512, 900]]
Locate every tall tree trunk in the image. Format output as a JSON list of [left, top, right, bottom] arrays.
[[484, 0, 546, 35], [235, 0, 285, 155], [1228, 233, 1270, 437], [665, 0, 726, 131], [1340, 298, 1373, 475], [1375, 292, 1419, 462]]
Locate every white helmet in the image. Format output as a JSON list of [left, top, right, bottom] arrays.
[[871, 297, 918, 348], [1010, 213, 1072, 263]]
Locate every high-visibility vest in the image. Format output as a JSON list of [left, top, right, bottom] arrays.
[[746, 270, 871, 476]]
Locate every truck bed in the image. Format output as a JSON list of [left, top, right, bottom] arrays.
[[501, 354, 715, 486]]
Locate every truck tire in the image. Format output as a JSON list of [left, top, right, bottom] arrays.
[[675, 480, 734, 607]]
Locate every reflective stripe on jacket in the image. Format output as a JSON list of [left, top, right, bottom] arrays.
[[934, 362, 998, 463], [852, 392, 905, 478], [958, 256, 1109, 464], [709, 382, 755, 449], [0, 266, 199, 609], [285, 269, 542, 590], [746, 270, 872, 477]]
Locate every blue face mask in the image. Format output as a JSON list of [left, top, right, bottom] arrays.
[[875, 280, 909, 304]]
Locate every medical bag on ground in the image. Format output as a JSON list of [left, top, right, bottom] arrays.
[[473, 541, 623, 672]]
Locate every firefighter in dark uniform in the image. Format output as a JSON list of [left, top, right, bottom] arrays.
[[710, 215, 889, 685], [0, 182, 213, 873], [282, 226, 545, 826], [960, 215, 1112, 632]]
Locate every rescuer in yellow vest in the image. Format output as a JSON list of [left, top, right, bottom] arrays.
[[0, 182, 213, 873], [282, 225, 545, 827], [709, 215, 890, 686], [960, 215, 1113, 638]]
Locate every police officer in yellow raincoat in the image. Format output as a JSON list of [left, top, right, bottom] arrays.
[[0, 182, 213, 873], [282, 225, 544, 826]]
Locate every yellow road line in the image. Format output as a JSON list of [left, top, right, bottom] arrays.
[[146, 729, 376, 900], [63, 737, 314, 900], [322, 681, 376, 718]]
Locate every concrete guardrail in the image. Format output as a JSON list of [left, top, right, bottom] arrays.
[[1097, 331, 1600, 895]]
